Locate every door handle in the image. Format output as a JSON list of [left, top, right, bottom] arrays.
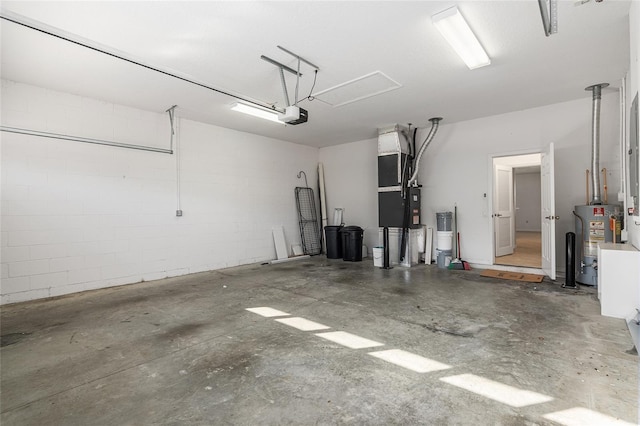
[[493, 213, 502, 217], [545, 215, 560, 220]]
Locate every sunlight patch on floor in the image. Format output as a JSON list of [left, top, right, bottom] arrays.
[[368, 349, 451, 373], [275, 317, 331, 331], [542, 407, 636, 426], [245, 307, 290, 317], [440, 373, 553, 407], [315, 331, 384, 349]]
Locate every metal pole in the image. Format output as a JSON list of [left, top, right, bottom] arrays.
[[277, 45, 320, 70], [563, 232, 577, 289], [383, 227, 391, 269], [279, 68, 290, 107], [260, 55, 302, 76], [0, 126, 173, 154]]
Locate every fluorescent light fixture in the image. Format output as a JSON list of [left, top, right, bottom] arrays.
[[231, 103, 284, 124], [432, 6, 491, 70]]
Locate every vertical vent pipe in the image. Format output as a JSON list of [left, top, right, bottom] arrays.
[[408, 117, 442, 186], [585, 83, 608, 205]]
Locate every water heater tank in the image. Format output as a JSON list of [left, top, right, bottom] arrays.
[[574, 204, 622, 285]]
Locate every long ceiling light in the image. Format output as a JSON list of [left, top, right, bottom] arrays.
[[432, 6, 491, 70], [231, 103, 284, 124]]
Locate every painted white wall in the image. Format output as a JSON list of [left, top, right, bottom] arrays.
[[626, 2, 640, 250], [515, 172, 542, 232], [423, 93, 620, 268], [1, 80, 318, 304], [319, 94, 621, 271], [318, 138, 378, 253]]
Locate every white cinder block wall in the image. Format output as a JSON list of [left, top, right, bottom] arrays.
[[627, 2, 640, 250], [1, 80, 318, 304], [3, 0, 638, 304], [319, 93, 622, 270]]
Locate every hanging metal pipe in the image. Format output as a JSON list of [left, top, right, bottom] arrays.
[[294, 58, 301, 107], [279, 68, 291, 107], [277, 45, 320, 70], [166, 105, 177, 151], [0, 126, 173, 154], [408, 117, 442, 186], [585, 83, 608, 205], [168, 106, 182, 216]]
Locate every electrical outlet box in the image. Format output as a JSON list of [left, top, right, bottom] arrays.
[[176, 210, 183, 217]]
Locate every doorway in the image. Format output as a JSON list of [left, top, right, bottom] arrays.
[[493, 154, 542, 268]]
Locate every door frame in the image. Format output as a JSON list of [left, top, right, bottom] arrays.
[[494, 164, 515, 257], [488, 149, 543, 267], [540, 143, 556, 280]]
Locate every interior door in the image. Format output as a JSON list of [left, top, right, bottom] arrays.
[[541, 143, 556, 279], [494, 164, 515, 257]]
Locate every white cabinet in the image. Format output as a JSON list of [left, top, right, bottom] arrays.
[[597, 243, 640, 319]]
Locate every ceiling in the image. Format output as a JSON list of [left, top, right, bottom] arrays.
[[0, 1, 631, 148]]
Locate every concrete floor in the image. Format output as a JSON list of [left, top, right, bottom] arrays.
[[1, 257, 637, 425]]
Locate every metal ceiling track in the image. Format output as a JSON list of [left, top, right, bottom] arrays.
[[261, 46, 319, 107], [260, 55, 304, 77], [0, 9, 279, 112]]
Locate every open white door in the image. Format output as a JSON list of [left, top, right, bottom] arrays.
[[541, 143, 556, 279], [494, 164, 515, 257]]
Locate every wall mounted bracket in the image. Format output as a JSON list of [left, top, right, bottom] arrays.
[[261, 46, 319, 108]]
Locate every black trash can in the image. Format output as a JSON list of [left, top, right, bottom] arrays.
[[340, 226, 364, 262], [325, 226, 343, 259]]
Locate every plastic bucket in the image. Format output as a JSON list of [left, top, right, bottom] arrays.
[[436, 231, 453, 250], [373, 246, 384, 267], [436, 212, 453, 231], [436, 249, 453, 269]]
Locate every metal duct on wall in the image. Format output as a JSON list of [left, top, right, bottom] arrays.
[[408, 117, 442, 186], [574, 82, 623, 286], [585, 83, 609, 205]]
